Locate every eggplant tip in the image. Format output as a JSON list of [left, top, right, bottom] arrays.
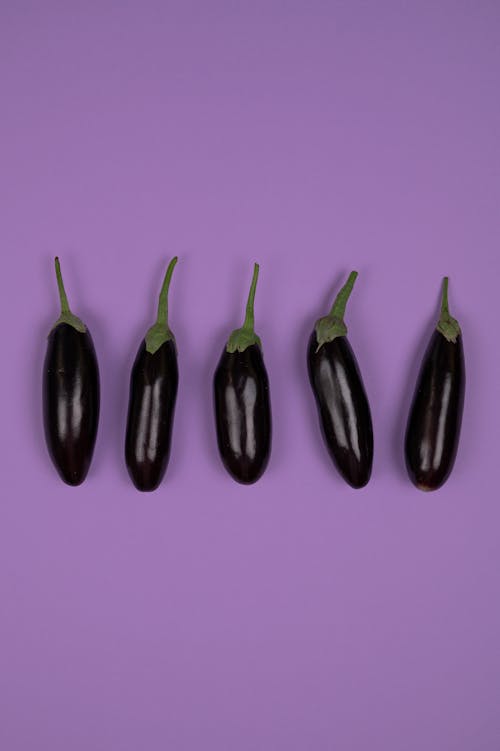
[[61, 473, 87, 487], [415, 482, 438, 492]]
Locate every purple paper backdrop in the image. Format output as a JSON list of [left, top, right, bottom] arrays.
[[1, 2, 499, 749]]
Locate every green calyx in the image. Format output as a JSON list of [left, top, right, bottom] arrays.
[[436, 276, 461, 343], [314, 270, 358, 351], [226, 263, 262, 353], [145, 257, 178, 354], [51, 257, 86, 333]]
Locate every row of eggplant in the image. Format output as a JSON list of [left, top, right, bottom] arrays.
[[42, 259, 465, 491]]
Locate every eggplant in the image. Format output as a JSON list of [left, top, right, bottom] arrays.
[[43, 258, 100, 485], [307, 271, 373, 488], [405, 277, 465, 491], [125, 258, 179, 491], [213, 263, 272, 484]]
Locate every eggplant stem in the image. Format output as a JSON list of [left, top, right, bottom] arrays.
[[55, 257, 71, 314], [51, 257, 86, 333], [314, 270, 359, 351], [226, 263, 262, 353], [329, 271, 358, 320], [156, 256, 178, 328], [437, 276, 461, 343], [145, 257, 178, 354], [441, 276, 450, 316], [243, 262, 259, 332]]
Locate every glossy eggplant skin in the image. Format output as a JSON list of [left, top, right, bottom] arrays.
[[405, 330, 465, 491], [43, 322, 100, 485], [307, 333, 373, 488], [214, 344, 272, 484], [125, 339, 178, 491]]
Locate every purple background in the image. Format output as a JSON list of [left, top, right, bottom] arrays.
[[1, 2, 499, 749]]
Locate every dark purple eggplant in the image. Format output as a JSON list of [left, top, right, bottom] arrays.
[[214, 263, 272, 484], [125, 258, 179, 491], [43, 258, 100, 485], [405, 277, 465, 491], [307, 271, 373, 488]]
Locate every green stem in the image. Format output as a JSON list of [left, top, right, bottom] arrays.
[[329, 271, 358, 320], [55, 257, 70, 314], [437, 276, 461, 343], [156, 256, 178, 329], [226, 263, 262, 353], [243, 262, 259, 331], [51, 257, 86, 333], [315, 270, 358, 350], [145, 257, 178, 354], [441, 276, 450, 317]]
